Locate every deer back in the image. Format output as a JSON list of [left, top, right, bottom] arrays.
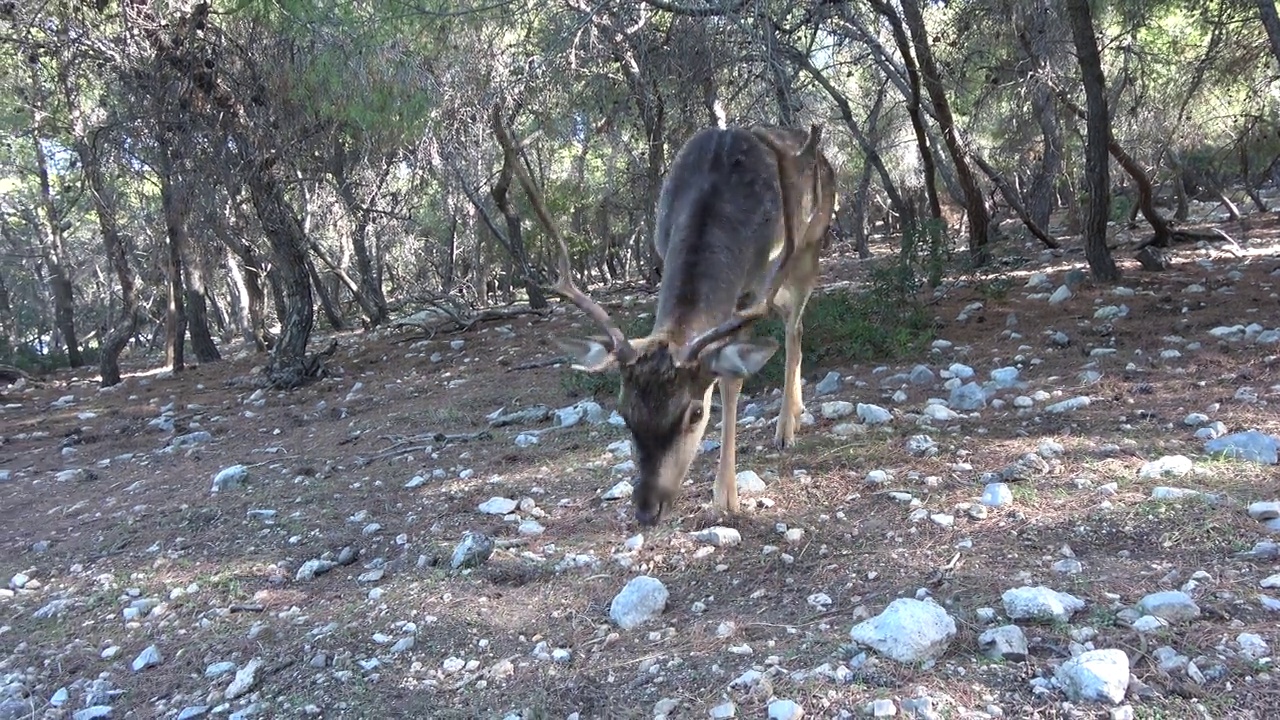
[[649, 127, 789, 342]]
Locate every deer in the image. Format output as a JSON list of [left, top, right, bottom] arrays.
[[493, 107, 836, 527]]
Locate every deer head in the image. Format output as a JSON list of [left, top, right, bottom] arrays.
[[492, 105, 821, 525]]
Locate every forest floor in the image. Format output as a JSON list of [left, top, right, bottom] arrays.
[[2, 210, 1280, 720]]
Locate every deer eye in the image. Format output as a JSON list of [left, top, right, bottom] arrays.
[[685, 403, 704, 427]]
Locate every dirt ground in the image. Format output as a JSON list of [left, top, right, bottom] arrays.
[[2, 212, 1280, 720]]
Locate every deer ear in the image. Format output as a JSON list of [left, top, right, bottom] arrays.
[[556, 337, 618, 373], [705, 339, 778, 378]]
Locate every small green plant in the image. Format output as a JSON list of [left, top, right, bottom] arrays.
[[975, 276, 1015, 302]]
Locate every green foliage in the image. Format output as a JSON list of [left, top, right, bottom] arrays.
[[747, 266, 935, 392]]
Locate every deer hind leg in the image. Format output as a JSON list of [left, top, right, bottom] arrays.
[[713, 375, 743, 515]]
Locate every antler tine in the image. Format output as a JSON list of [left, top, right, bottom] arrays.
[[677, 123, 820, 366], [490, 103, 637, 363]]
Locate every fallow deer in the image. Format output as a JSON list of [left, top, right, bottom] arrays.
[[494, 110, 836, 526]]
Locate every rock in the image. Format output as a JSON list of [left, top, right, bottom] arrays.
[[978, 625, 1028, 661], [981, 483, 1013, 508], [820, 401, 855, 420], [848, 598, 956, 664], [176, 707, 209, 720], [866, 698, 896, 717], [922, 404, 958, 422], [709, 702, 737, 719], [909, 365, 935, 385], [602, 480, 633, 500], [1237, 632, 1269, 661], [54, 468, 88, 483], [857, 403, 892, 424], [691, 526, 741, 547], [1205, 430, 1279, 464], [554, 405, 584, 428], [736, 470, 767, 495], [1183, 413, 1209, 426], [1131, 615, 1168, 633], [905, 434, 938, 456], [205, 661, 236, 678], [1053, 558, 1083, 575], [767, 699, 804, 720], [73, 708, 113, 720], [949, 382, 987, 411], [1248, 501, 1280, 521], [225, 657, 262, 700], [1045, 396, 1090, 413], [1048, 285, 1072, 304], [211, 464, 248, 492], [171, 430, 213, 447], [1150, 486, 1204, 501], [1260, 573, 1280, 589], [450, 532, 494, 570], [32, 598, 74, 618], [131, 644, 162, 672], [1137, 591, 1200, 623], [477, 497, 518, 514], [1002, 586, 1085, 623], [990, 366, 1020, 388], [609, 575, 668, 630], [295, 558, 338, 581], [1055, 649, 1131, 705], [814, 371, 842, 396], [948, 363, 975, 379], [1138, 455, 1193, 479]]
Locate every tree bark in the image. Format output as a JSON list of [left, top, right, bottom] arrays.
[[1065, 0, 1120, 281], [1258, 0, 1280, 69], [244, 158, 315, 389], [158, 149, 189, 372], [870, 0, 942, 225], [330, 144, 390, 325], [971, 153, 1060, 249], [30, 134, 83, 367], [68, 128, 139, 386], [897, 0, 993, 264], [183, 245, 222, 362]]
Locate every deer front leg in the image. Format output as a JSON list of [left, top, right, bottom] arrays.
[[775, 299, 809, 450], [714, 376, 743, 515]]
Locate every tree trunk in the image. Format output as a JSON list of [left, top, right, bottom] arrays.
[[331, 150, 390, 325], [1258, 0, 1280, 69], [245, 159, 315, 388], [183, 246, 222, 363], [897, 0, 993, 264], [487, 145, 549, 309], [869, 0, 942, 237], [971, 153, 1060, 249], [1065, 0, 1120, 281], [158, 154, 189, 372], [1019, 0, 1064, 230], [308, 258, 346, 331], [30, 134, 83, 367], [852, 161, 874, 258]]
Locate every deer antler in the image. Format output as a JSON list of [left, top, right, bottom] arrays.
[[490, 103, 637, 364], [677, 124, 823, 365]]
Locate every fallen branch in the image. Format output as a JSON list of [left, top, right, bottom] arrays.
[[354, 430, 494, 466], [508, 356, 570, 371]]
